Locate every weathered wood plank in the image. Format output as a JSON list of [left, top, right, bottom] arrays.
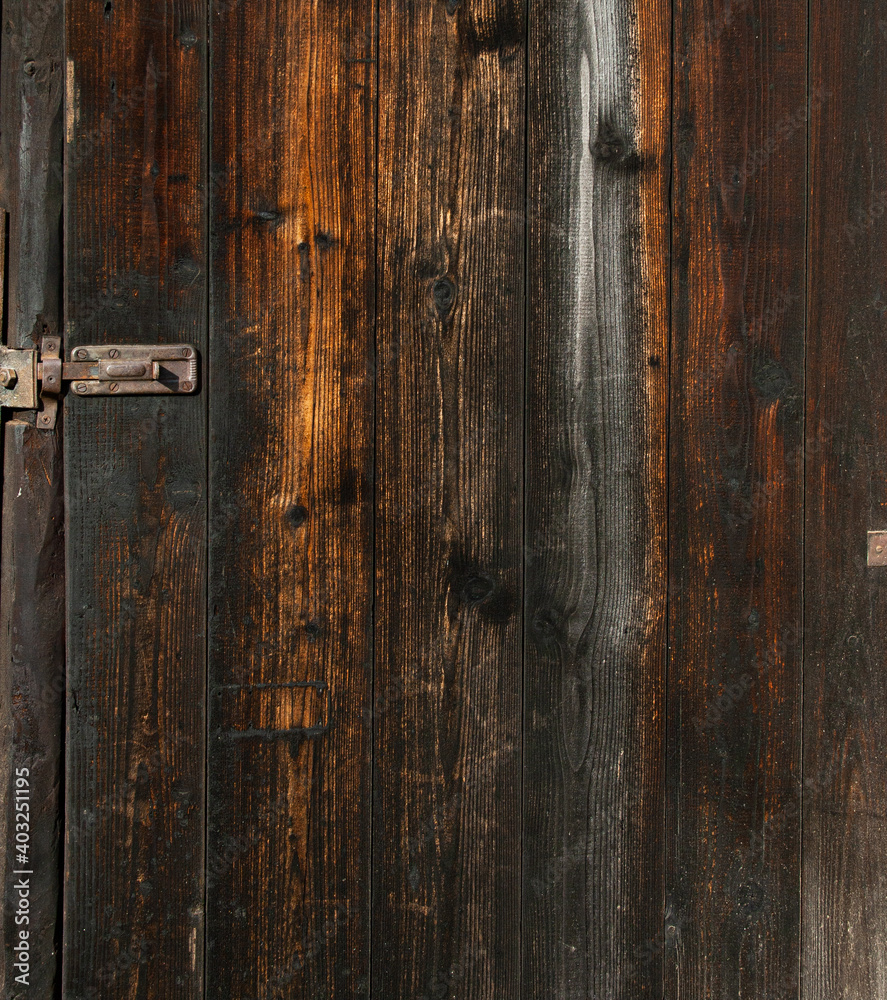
[[205, 0, 375, 995], [0, 0, 65, 988], [63, 0, 207, 995], [523, 0, 670, 996], [373, 2, 525, 997], [804, 4, 887, 995], [667, 0, 807, 995], [0, 420, 64, 1000]]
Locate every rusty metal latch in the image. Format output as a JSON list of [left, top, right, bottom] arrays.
[[0, 338, 198, 429]]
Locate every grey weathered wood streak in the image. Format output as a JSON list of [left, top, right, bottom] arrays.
[[0, 0, 65, 989], [524, 0, 670, 996], [804, 3, 887, 996], [374, 1, 524, 997], [668, 0, 806, 996], [205, 0, 375, 996], [63, 0, 207, 996]]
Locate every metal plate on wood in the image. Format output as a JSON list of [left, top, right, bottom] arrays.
[[0, 347, 37, 409], [67, 344, 198, 396], [868, 531, 887, 566]]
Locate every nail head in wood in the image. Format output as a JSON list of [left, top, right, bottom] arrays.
[[867, 530, 887, 566]]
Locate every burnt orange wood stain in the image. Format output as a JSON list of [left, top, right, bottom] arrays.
[[0, 0, 883, 996]]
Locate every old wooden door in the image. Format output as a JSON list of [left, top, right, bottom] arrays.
[[1, 0, 885, 997]]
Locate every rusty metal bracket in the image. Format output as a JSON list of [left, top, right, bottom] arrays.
[[36, 335, 62, 428], [0, 340, 199, 429], [0, 347, 38, 410]]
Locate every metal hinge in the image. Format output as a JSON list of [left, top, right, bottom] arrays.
[[0, 338, 198, 429]]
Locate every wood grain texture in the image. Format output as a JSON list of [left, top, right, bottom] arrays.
[[0, 421, 65, 1000], [804, 4, 887, 995], [373, 2, 524, 997], [205, 0, 375, 996], [668, 0, 806, 996], [0, 0, 65, 989], [63, 0, 207, 995], [523, 1, 670, 996]]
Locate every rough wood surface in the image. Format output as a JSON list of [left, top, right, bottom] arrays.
[[804, 3, 887, 995], [0, 0, 66, 989], [373, 2, 525, 997], [205, 0, 375, 996], [63, 0, 207, 995], [667, 0, 807, 996], [523, 1, 670, 996], [18, 1, 887, 994], [0, 420, 65, 1000]]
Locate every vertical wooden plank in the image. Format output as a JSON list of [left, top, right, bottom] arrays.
[[0, 0, 65, 989], [804, 5, 887, 995], [63, 0, 207, 995], [0, 422, 64, 1000], [374, 2, 524, 997], [523, 0, 670, 996], [668, 0, 806, 996], [205, 0, 374, 996]]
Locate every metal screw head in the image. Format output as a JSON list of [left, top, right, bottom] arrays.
[[182, 347, 192, 357], [108, 348, 120, 358], [74, 348, 88, 360], [182, 381, 193, 392], [39, 414, 51, 425], [109, 383, 119, 393], [75, 383, 88, 393], [0, 367, 17, 388]]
